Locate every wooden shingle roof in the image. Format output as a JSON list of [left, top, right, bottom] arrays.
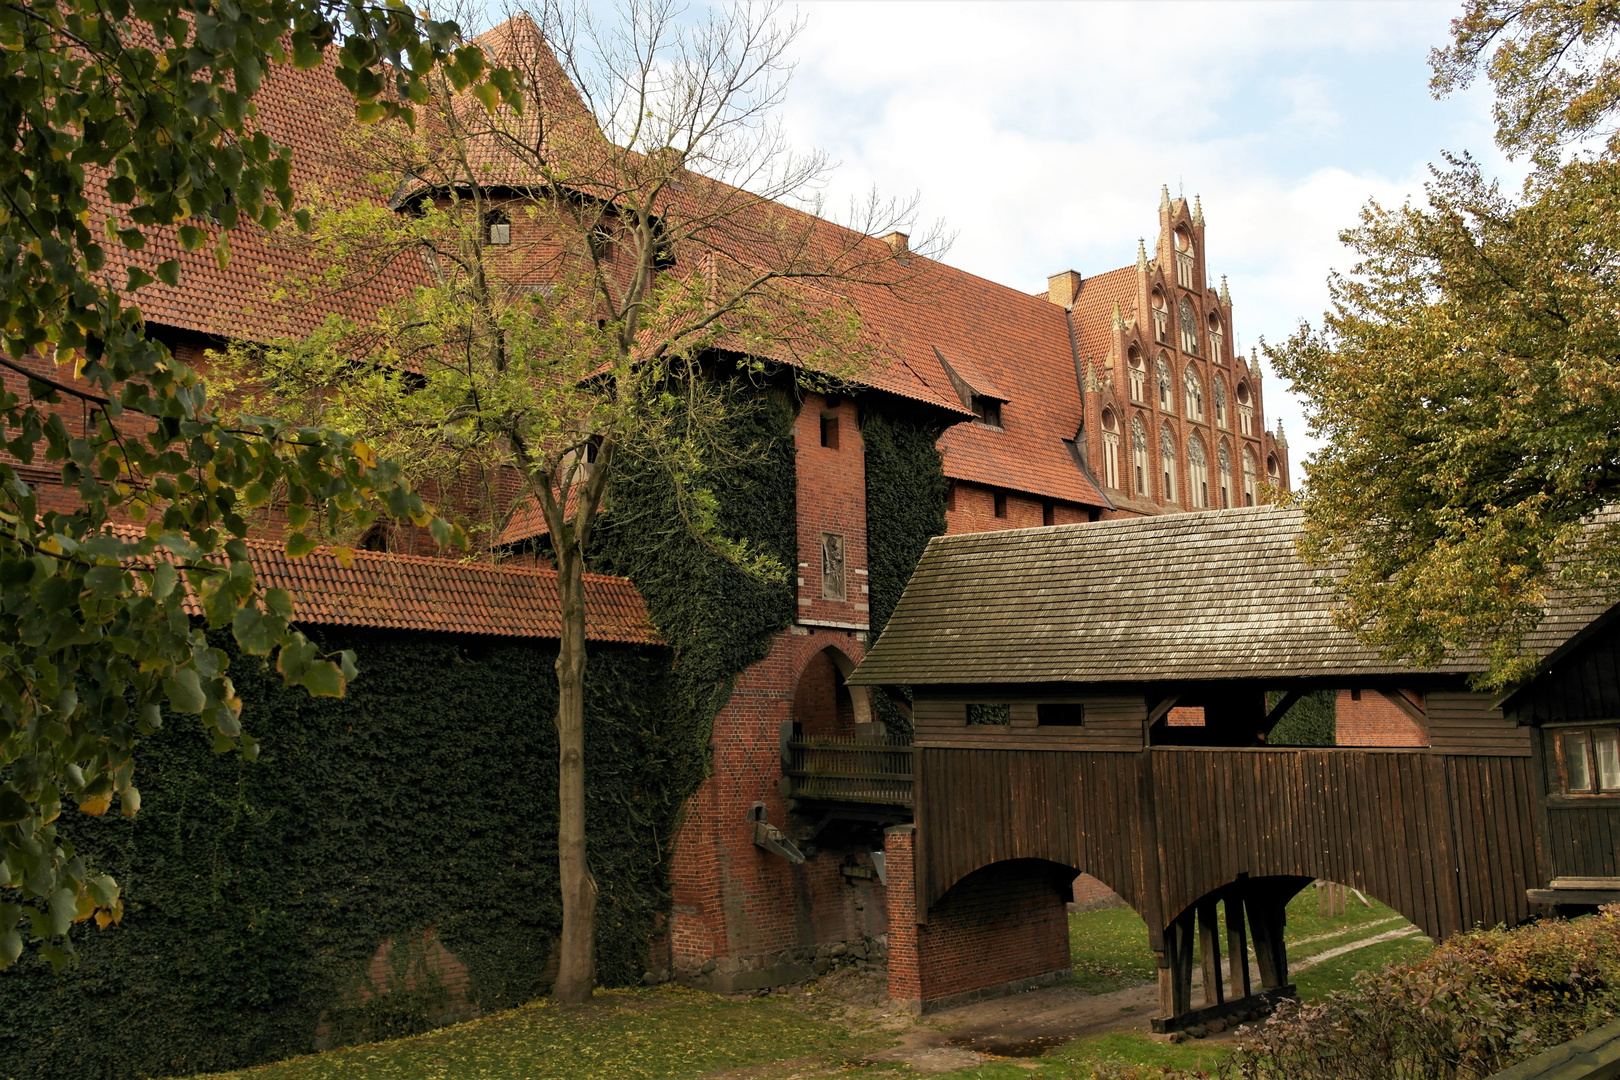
[[849, 505, 1608, 687]]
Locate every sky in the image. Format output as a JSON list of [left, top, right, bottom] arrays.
[[760, 0, 1518, 480]]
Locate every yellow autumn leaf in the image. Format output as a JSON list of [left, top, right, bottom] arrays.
[[332, 545, 355, 569], [79, 793, 111, 816]]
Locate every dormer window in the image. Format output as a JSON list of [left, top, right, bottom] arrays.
[[485, 209, 511, 246], [973, 396, 1002, 428]]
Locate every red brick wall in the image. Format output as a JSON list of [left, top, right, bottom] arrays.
[[885, 843, 1072, 1009], [944, 481, 1091, 536], [791, 648, 855, 739], [1336, 690, 1427, 747], [797, 394, 869, 629]]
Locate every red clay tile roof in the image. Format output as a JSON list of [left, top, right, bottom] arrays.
[[105, 19, 1107, 510], [194, 541, 659, 643]]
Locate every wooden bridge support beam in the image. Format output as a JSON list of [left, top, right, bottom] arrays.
[[1225, 891, 1251, 1000], [1246, 890, 1289, 989], [1198, 898, 1223, 1007]]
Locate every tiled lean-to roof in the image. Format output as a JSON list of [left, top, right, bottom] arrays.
[[849, 505, 1608, 687], [217, 543, 660, 643]]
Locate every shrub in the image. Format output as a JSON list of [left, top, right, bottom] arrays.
[[1097, 909, 1620, 1080]]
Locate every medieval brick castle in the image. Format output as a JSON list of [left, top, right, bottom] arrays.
[[6, 16, 1424, 1014]]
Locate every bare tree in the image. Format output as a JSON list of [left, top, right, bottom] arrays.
[[218, 0, 943, 1003]]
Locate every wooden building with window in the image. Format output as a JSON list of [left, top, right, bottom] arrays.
[[850, 504, 1613, 1027]]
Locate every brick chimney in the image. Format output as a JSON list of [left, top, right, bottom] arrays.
[[882, 231, 909, 256], [1047, 270, 1082, 308]]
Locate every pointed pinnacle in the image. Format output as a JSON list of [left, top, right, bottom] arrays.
[[1137, 238, 1149, 271], [1159, 184, 1171, 213], [1111, 301, 1124, 330], [1192, 195, 1204, 226], [1276, 419, 1288, 448], [1219, 275, 1231, 305]]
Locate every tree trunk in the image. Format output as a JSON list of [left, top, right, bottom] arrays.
[[552, 541, 597, 1003]]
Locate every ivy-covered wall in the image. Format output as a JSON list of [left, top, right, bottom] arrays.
[[0, 376, 803, 1080], [0, 630, 673, 1080], [590, 375, 798, 772], [861, 408, 951, 739], [1269, 689, 1338, 746]]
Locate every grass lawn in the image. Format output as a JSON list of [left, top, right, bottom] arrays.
[[188, 884, 1432, 1080], [186, 986, 878, 1080]]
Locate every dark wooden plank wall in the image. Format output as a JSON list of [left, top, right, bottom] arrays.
[[1509, 619, 1620, 724], [917, 747, 1544, 940], [914, 694, 1145, 752], [1546, 804, 1620, 878], [1427, 691, 1532, 756]]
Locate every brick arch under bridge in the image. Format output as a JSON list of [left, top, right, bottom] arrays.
[[883, 745, 1544, 1025]]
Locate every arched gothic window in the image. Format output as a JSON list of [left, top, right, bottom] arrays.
[[1218, 440, 1233, 509], [1174, 228, 1195, 288], [1208, 313, 1225, 364], [1160, 424, 1178, 503], [1188, 434, 1209, 509], [1236, 380, 1253, 435], [1101, 409, 1121, 490], [1152, 290, 1169, 344], [1131, 416, 1150, 496], [1179, 296, 1199, 354], [1267, 454, 1281, 489], [1213, 378, 1228, 428], [1242, 448, 1258, 506], [1183, 365, 1204, 422], [1157, 354, 1173, 411], [1128, 347, 1146, 402]]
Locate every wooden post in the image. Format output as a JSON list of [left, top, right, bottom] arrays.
[[1165, 910, 1195, 1016], [1247, 892, 1280, 989], [1197, 898, 1223, 1007], [1225, 892, 1250, 1000]]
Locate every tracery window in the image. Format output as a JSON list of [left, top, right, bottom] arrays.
[[1267, 454, 1281, 489], [1179, 296, 1199, 354], [1157, 353, 1173, 411], [1128, 347, 1146, 402], [1213, 378, 1228, 428], [1237, 381, 1253, 436], [1101, 410, 1121, 490], [1218, 440, 1233, 509], [1174, 228, 1195, 289], [1188, 434, 1209, 509], [1161, 424, 1178, 503], [1242, 448, 1258, 506], [1208, 313, 1225, 364], [1183, 365, 1204, 422], [1152, 290, 1169, 344], [1131, 416, 1150, 496]]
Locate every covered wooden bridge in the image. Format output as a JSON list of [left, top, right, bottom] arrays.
[[846, 505, 1613, 1029]]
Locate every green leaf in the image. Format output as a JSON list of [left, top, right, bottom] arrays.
[[155, 260, 180, 287], [151, 561, 177, 600], [299, 659, 346, 698], [164, 667, 206, 714], [231, 604, 280, 655], [124, 267, 154, 292], [285, 532, 317, 559], [48, 888, 75, 937], [0, 930, 21, 970], [0, 788, 29, 826], [84, 564, 126, 598]]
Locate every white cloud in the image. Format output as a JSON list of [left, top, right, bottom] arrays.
[[767, 0, 1509, 479]]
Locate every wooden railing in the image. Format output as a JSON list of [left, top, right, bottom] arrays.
[[783, 731, 913, 807]]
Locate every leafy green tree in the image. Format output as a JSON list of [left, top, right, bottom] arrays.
[[215, 0, 936, 1001], [0, 0, 510, 968], [1272, 3, 1620, 688]]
